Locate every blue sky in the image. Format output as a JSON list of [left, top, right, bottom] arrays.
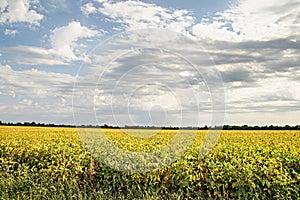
[[0, 0, 300, 126]]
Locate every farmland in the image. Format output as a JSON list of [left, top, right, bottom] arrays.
[[0, 126, 299, 199]]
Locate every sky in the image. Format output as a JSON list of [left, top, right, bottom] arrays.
[[0, 0, 300, 126]]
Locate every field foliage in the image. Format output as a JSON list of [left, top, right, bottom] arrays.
[[0, 126, 299, 199]]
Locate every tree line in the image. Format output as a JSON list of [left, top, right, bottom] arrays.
[[0, 121, 75, 128], [0, 121, 299, 130]]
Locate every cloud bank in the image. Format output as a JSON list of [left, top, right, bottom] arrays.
[[0, 0, 299, 125]]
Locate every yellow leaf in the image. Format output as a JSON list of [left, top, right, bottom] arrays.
[[232, 182, 238, 188]]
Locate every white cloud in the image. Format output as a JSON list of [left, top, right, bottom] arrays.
[[0, 0, 43, 25], [0, 64, 75, 117], [192, 22, 239, 42], [81, 2, 97, 17], [1, 64, 11, 69], [95, 0, 110, 3], [4, 29, 18, 36], [192, 0, 300, 42], [20, 98, 33, 106], [1, 21, 100, 65], [2, 45, 68, 65], [97, 1, 195, 34], [49, 21, 99, 62], [0, 64, 75, 98]]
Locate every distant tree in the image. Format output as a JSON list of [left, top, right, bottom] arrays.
[[285, 125, 291, 130], [24, 122, 30, 126]]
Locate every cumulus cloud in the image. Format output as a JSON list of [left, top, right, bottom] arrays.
[[0, 0, 43, 25], [3, 29, 18, 36], [81, 2, 97, 17], [0, 64, 75, 98], [192, 0, 300, 42], [1, 21, 100, 65], [81, 0, 195, 34], [0, 64, 75, 122], [225, 76, 300, 113], [49, 21, 99, 61]]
